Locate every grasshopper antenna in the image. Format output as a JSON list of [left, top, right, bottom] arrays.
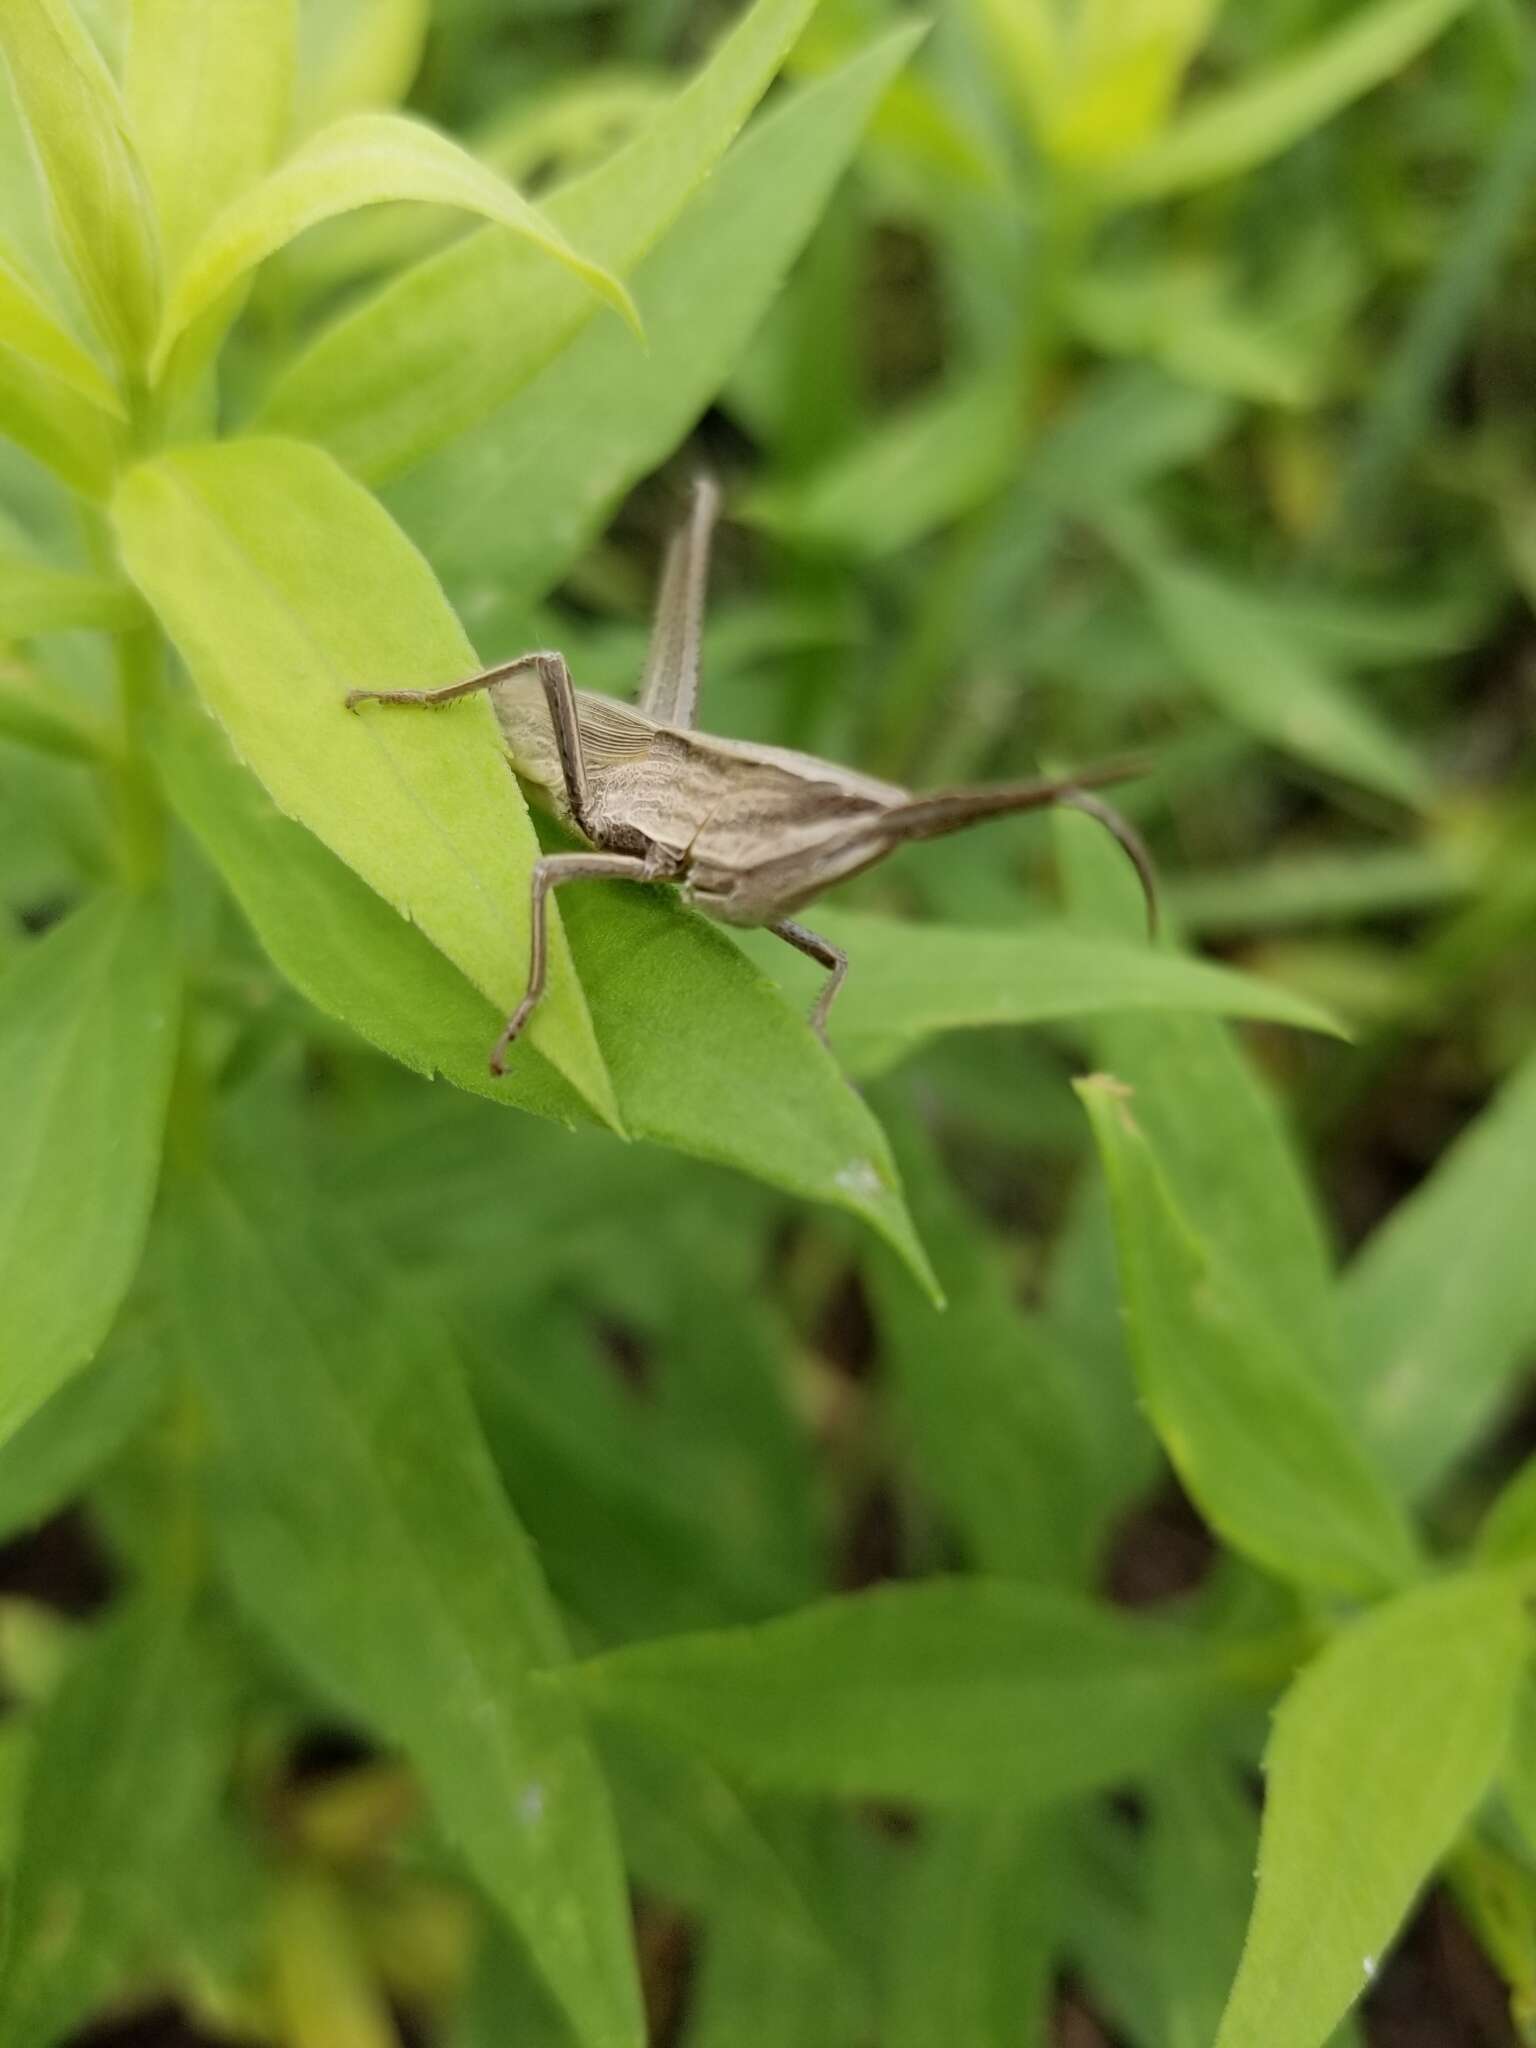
[[885, 761, 1159, 938], [1055, 785, 1159, 938]]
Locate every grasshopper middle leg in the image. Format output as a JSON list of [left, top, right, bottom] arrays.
[[771, 919, 848, 1046], [492, 852, 653, 1074]]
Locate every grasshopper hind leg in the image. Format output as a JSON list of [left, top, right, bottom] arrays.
[[771, 919, 848, 1046]]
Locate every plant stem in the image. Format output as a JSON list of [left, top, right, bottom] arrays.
[[110, 621, 167, 886]]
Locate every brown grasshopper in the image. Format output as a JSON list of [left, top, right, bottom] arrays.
[[347, 478, 1155, 1075]]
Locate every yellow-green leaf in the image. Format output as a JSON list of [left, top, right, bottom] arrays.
[[151, 109, 637, 379], [1106, 0, 1476, 203], [1215, 1573, 1528, 2048], [0, 0, 160, 368], [126, 0, 296, 275], [1078, 1074, 1420, 1596], [112, 436, 619, 1127]]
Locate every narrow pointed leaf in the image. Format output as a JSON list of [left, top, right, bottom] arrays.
[[152, 110, 637, 379], [1215, 1572, 1527, 2048], [127, 0, 296, 275], [1059, 807, 1342, 1372], [258, 0, 822, 480], [761, 909, 1345, 1076], [112, 437, 619, 1128], [0, 0, 160, 366], [0, 893, 178, 1447], [0, 341, 124, 497], [1078, 1074, 1419, 1596], [562, 1579, 1240, 1806], [1107, 514, 1432, 807], [1344, 1045, 1536, 1499], [395, 26, 925, 605], [0, 1596, 231, 2048], [174, 1177, 645, 2048], [1106, 0, 1476, 203], [0, 234, 123, 414]]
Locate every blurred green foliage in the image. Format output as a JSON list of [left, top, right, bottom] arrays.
[[0, 1, 1534, 2044]]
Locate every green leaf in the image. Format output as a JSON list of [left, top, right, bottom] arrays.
[[295, 0, 427, 133], [258, 0, 823, 480], [746, 369, 1016, 561], [760, 909, 1345, 1077], [154, 700, 934, 1290], [1214, 1572, 1528, 2048], [0, 892, 178, 1447], [0, 338, 124, 498], [864, 1095, 1104, 1588], [155, 697, 594, 1127], [0, 548, 140, 636], [0, 1317, 166, 1543], [1063, 806, 1342, 1375], [880, 1814, 1054, 2048], [0, 0, 160, 367], [126, 0, 296, 276], [1322, 69, 1536, 551], [151, 110, 638, 380], [562, 1579, 1240, 1806], [0, 1596, 232, 2048], [1105, 0, 1477, 203], [112, 436, 618, 1127], [1103, 509, 1433, 808], [394, 26, 926, 606], [0, 658, 114, 759], [1078, 1074, 1419, 1596], [0, 233, 124, 414], [1149, 1760, 1263, 2048], [1344, 1046, 1536, 1500], [174, 1174, 645, 2048]]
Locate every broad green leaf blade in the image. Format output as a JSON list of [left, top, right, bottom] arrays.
[[1344, 1046, 1536, 1500], [764, 910, 1345, 1076], [1062, 806, 1342, 1374], [1078, 1075, 1419, 1596], [0, 892, 178, 1447], [1105, 511, 1432, 808], [0, 233, 123, 413], [1215, 1572, 1528, 2048], [126, 0, 296, 275], [1105, 0, 1476, 203], [0, 1596, 231, 2048], [562, 1580, 1237, 1806], [394, 26, 925, 607], [0, 0, 160, 367], [174, 1176, 645, 2048], [155, 699, 934, 1289], [258, 0, 822, 480], [152, 110, 637, 379], [0, 1316, 165, 1544], [0, 549, 140, 636], [601, 1730, 837, 1977], [880, 1813, 1054, 2048], [112, 437, 618, 1128], [865, 1095, 1103, 1587], [155, 698, 595, 1127], [558, 881, 938, 1297]]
